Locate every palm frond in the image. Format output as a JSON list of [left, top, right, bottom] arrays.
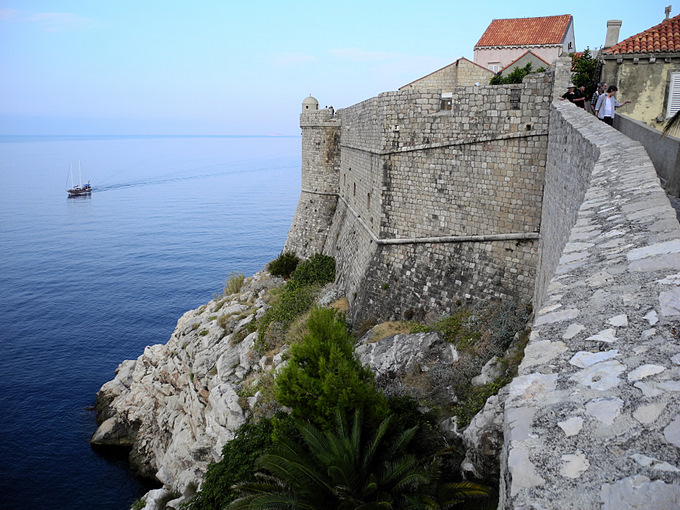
[[437, 480, 490, 507], [663, 109, 680, 138]]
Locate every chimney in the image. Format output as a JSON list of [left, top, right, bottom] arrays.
[[604, 20, 622, 49]]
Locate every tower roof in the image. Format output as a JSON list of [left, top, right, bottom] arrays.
[[302, 95, 319, 106]]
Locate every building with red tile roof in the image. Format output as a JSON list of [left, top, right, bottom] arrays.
[[603, 13, 680, 55], [474, 15, 575, 72], [498, 50, 551, 78], [399, 57, 495, 93], [600, 12, 680, 130]]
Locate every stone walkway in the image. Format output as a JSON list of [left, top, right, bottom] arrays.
[[501, 106, 680, 509], [668, 193, 680, 222]]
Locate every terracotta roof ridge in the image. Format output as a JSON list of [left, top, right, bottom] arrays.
[[475, 14, 573, 48], [604, 13, 680, 55]]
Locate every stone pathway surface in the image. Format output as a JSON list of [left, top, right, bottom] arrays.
[[501, 105, 680, 509]]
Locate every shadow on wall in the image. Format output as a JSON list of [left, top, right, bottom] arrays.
[[614, 113, 680, 197]]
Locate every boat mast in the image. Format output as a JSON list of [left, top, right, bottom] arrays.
[[78, 161, 83, 186], [69, 161, 74, 189]]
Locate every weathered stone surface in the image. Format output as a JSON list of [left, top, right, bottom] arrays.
[[461, 393, 505, 482], [356, 331, 456, 376], [91, 272, 286, 504], [600, 475, 680, 510], [90, 415, 135, 446], [502, 91, 680, 510]]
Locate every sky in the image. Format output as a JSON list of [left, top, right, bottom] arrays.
[[0, 1, 672, 135]]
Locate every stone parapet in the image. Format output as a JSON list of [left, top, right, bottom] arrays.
[[501, 100, 680, 509], [300, 108, 340, 128]]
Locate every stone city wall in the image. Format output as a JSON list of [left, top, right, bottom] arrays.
[[500, 100, 680, 509], [310, 74, 554, 323], [533, 102, 600, 308], [283, 110, 340, 258]]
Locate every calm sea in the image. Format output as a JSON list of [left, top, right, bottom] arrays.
[[0, 135, 301, 509]]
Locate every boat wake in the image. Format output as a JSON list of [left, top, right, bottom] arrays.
[[92, 162, 298, 193]]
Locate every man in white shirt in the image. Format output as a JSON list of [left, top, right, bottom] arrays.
[[594, 85, 634, 126]]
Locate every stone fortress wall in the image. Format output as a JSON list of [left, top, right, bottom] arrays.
[[286, 72, 553, 324], [285, 56, 680, 506], [284, 109, 340, 257]]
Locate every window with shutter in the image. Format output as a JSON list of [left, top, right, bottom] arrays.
[[666, 72, 680, 118]]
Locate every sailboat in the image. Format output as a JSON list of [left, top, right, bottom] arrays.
[[66, 161, 92, 197]]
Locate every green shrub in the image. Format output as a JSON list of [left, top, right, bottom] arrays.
[[224, 271, 245, 295], [275, 307, 388, 430], [185, 417, 277, 510], [267, 251, 300, 278], [288, 253, 335, 288], [131, 498, 145, 510], [256, 284, 318, 352], [489, 62, 545, 85], [431, 310, 481, 349], [450, 381, 506, 427]]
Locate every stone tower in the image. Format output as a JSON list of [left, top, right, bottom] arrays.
[[283, 96, 341, 258]]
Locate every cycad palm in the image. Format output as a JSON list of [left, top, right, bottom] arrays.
[[663, 109, 680, 138], [229, 412, 436, 509]]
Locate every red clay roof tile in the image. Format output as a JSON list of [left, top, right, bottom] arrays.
[[475, 15, 572, 47], [604, 14, 680, 54]]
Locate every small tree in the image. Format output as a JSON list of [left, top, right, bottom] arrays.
[[274, 307, 388, 430], [489, 62, 546, 85], [571, 48, 598, 97]]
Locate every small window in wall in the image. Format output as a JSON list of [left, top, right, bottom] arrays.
[[440, 92, 453, 111], [488, 62, 500, 73], [367, 192, 371, 209], [667, 72, 680, 118], [343, 174, 346, 186], [510, 89, 521, 110], [353, 183, 356, 197]]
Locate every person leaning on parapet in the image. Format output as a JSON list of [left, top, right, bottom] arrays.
[[594, 85, 634, 126], [560, 84, 578, 103], [591, 82, 607, 115], [574, 85, 587, 109]]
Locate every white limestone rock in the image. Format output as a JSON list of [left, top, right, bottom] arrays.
[[461, 393, 505, 482], [471, 356, 503, 386], [633, 402, 667, 424], [627, 364, 666, 382], [600, 475, 680, 510], [560, 451, 590, 478], [558, 416, 584, 437], [569, 360, 626, 391], [92, 271, 285, 496], [664, 415, 680, 448], [356, 331, 457, 376]]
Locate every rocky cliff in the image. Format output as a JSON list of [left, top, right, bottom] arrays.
[[92, 268, 521, 509], [91, 272, 288, 506]]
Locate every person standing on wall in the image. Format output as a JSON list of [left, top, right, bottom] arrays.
[[594, 85, 633, 125], [561, 84, 578, 103], [574, 85, 587, 109], [591, 82, 607, 115]]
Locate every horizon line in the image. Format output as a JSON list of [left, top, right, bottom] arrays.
[[0, 133, 301, 138]]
